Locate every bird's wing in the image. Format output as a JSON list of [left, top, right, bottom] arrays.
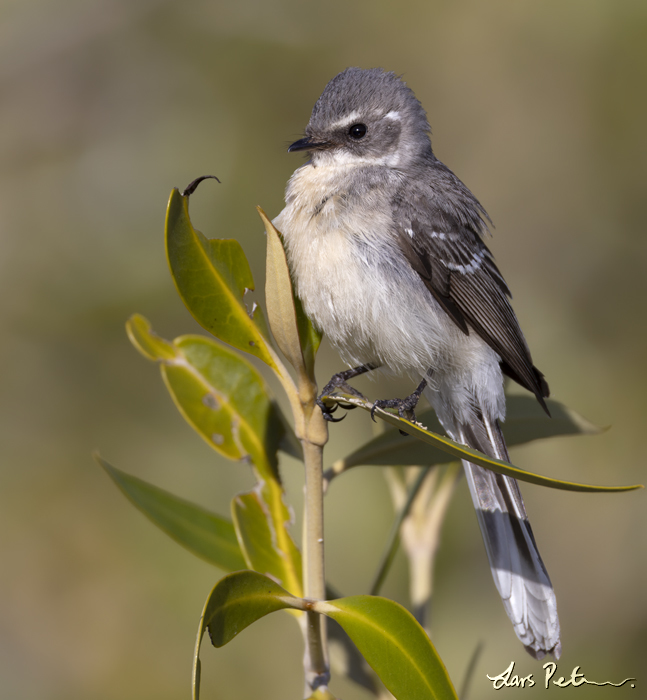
[[393, 180, 549, 406]]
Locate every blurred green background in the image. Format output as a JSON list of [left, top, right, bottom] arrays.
[[1, 0, 645, 698]]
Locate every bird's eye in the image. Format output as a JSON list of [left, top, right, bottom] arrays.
[[348, 123, 367, 140]]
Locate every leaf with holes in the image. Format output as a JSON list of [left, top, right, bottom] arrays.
[[232, 489, 303, 597], [127, 314, 290, 480]]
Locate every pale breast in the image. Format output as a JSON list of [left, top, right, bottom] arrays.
[[273, 162, 501, 390]]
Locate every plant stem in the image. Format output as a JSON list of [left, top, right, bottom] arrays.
[[459, 641, 484, 700], [301, 420, 330, 692], [370, 466, 431, 596]]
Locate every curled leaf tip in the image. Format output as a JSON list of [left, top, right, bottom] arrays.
[[182, 175, 221, 197], [126, 313, 177, 362]]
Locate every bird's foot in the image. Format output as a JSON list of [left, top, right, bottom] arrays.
[[370, 379, 428, 434], [317, 370, 369, 423]]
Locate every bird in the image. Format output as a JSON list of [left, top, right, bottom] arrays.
[[273, 66, 561, 659]]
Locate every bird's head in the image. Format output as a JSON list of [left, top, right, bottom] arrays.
[[288, 67, 432, 169]]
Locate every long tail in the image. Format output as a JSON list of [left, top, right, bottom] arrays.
[[456, 411, 561, 659]]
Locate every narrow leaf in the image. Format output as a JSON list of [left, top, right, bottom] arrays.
[[340, 396, 603, 470], [232, 488, 303, 597], [315, 596, 458, 700], [294, 292, 323, 377], [193, 571, 300, 700], [503, 395, 603, 445], [165, 188, 278, 370], [258, 207, 322, 381], [323, 394, 643, 492], [278, 414, 303, 460], [97, 455, 246, 571], [259, 207, 309, 380]]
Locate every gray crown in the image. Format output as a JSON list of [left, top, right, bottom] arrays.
[[300, 68, 433, 163]]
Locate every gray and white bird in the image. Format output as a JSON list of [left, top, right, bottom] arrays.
[[274, 67, 561, 659]]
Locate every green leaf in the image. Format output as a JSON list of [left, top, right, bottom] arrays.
[[258, 207, 322, 381], [203, 571, 298, 647], [232, 489, 303, 597], [306, 689, 339, 700], [503, 395, 603, 444], [165, 187, 279, 371], [294, 292, 323, 378], [339, 396, 602, 469], [259, 207, 311, 381], [127, 315, 288, 480], [126, 313, 177, 362], [193, 571, 299, 699], [327, 619, 379, 695], [97, 455, 246, 571], [324, 393, 643, 493], [277, 414, 303, 460], [315, 596, 458, 700], [193, 572, 458, 700], [165, 334, 284, 476]]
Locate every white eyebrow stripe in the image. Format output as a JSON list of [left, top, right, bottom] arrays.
[[319, 149, 397, 167], [329, 111, 362, 129], [384, 110, 401, 121]]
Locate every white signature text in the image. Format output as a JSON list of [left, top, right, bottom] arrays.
[[486, 661, 636, 690]]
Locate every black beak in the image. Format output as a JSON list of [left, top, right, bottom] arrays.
[[287, 136, 330, 153]]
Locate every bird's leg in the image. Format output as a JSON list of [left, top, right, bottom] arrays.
[[317, 363, 378, 422], [370, 378, 428, 431]]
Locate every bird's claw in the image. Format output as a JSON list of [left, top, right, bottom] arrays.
[[317, 392, 361, 422], [316, 373, 366, 424], [370, 379, 428, 426], [370, 397, 418, 424], [316, 397, 346, 422]]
